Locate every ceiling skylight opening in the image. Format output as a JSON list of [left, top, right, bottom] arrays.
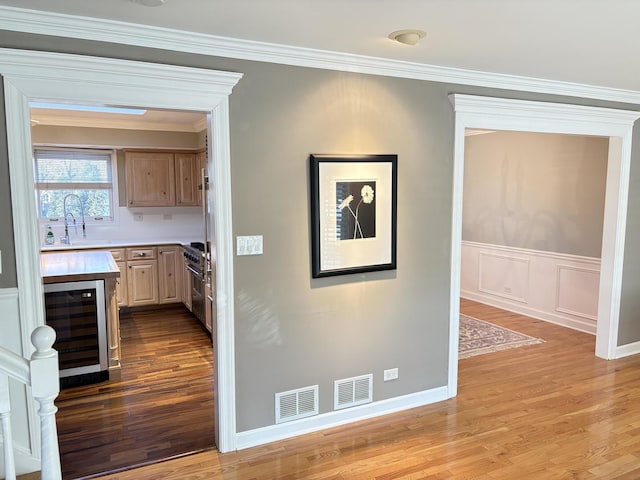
[[29, 102, 147, 115]]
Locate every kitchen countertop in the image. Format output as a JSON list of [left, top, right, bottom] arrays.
[[41, 238, 196, 252], [41, 251, 121, 284]]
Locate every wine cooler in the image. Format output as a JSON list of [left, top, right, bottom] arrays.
[[43, 280, 108, 384]]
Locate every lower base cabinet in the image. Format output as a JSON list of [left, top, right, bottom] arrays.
[[128, 259, 159, 306], [159, 246, 182, 304], [107, 244, 183, 308]]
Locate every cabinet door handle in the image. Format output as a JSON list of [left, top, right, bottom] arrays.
[[137, 252, 146, 257]]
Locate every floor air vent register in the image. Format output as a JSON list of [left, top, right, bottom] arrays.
[[334, 374, 373, 410], [275, 374, 374, 424], [275, 385, 319, 424]]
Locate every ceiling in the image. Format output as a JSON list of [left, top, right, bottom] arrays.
[[30, 107, 207, 132], [1, 0, 640, 92]]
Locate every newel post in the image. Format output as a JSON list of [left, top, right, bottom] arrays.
[[0, 372, 16, 480], [30, 326, 61, 480]]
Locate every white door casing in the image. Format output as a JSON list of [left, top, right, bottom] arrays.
[[0, 48, 242, 454], [448, 94, 640, 397]]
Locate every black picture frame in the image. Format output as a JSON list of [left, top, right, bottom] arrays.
[[310, 154, 398, 278]]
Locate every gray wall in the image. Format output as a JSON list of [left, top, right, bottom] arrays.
[[228, 64, 453, 430], [618, 125, 640, 344], [463, 131, 609, 257], [2, 30, 640, 431], [0, 83, 17, 288]]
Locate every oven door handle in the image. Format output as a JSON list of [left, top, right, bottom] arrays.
[[186, 264, 204, 280]]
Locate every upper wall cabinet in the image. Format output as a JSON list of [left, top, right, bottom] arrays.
[[125, 150, 205, 207], [175, 152, 199, 206]]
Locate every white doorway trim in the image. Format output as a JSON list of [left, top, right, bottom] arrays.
[[448, 94, 640, 397], [0, 48, 242, 454]]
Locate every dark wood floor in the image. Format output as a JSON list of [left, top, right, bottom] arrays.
[[98, 299, 640, 479], [55, 305, 215, 479]]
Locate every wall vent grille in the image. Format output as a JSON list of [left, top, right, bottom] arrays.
[[275, 385, 319, 424], [334, 374, 373, 410]]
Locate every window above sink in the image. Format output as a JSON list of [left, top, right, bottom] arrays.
[[34, 147, 119, 225]]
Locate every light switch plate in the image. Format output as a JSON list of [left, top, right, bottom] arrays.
[[237, 235, 263, 256]]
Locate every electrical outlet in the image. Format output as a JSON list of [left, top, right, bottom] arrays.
[[163, 214, 172, 221], [384, 368, 399, 381], [133, 213, 143, 222]]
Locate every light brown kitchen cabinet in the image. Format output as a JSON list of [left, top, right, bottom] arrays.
[[125, 150, 202, 207], [125, 151, 176, 207], [108, 248, 128, 307], [68, 244, 185, 308], [158, 245, 182, 304], [126, 247, 159, 306], [115, 261, 127, 307], [175, 152, 199, 206]]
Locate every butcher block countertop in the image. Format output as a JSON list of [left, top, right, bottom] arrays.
[[41, 251, 121, 284]]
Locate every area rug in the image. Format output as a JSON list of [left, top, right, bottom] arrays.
[[459, 315, 544, 359]]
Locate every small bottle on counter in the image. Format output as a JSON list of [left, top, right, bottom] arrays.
[[45, 225, 55, 245]]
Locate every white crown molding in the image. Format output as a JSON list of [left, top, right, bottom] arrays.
[[3, 6, 640, 105]]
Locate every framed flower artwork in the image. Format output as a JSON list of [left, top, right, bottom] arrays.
[[309, 154, 397, 278]]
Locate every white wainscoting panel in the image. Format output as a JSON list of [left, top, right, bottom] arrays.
[[478, 252, 529, 303], [0, 288, 39, 475], [556, 265, 600, 321], [461, 241, 600, 334]]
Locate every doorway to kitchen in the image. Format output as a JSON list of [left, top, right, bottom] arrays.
[[30, 103, 217, 477], [1, 49, 241, 472]]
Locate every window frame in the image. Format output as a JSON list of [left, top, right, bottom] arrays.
[[33, 146, 120, 225]]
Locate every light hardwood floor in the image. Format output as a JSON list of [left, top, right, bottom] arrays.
[[55, 305, 215, 479], [96, 299, 640, 479]]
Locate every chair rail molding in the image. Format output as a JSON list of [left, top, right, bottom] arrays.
[[448, 94, 640, 398], [0, 48, 241, 455]]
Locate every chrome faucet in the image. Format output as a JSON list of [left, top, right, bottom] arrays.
[[62, 194, 86, 244], [62, 212, 75, 245]]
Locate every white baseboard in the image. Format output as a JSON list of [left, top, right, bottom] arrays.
[[461, 290, 596, 334], [235, 386, 448, 450], [614, 340, 640, 359]]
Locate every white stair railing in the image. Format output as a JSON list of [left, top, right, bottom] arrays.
[[0, 325, 61, 480]]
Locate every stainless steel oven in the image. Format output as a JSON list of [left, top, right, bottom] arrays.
[[184, 243, 206, 326]]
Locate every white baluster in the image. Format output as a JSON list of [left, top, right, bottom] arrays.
[[0, 372, 16, 480], [30, 326, 61, 480]]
